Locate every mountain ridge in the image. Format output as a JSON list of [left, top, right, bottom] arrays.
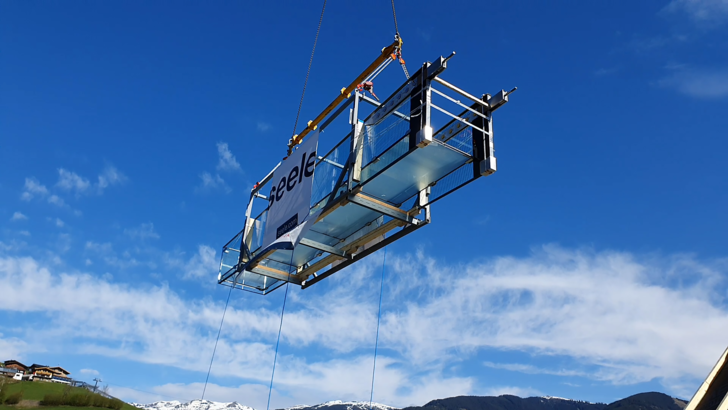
[[133, 392, 687, 410]]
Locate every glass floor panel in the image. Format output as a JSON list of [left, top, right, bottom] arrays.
[[361, 140, 471, 205]]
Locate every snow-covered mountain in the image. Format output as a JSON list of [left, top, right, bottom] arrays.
[[133, 393, 685, 410], [287, 400, 397, 410], [132, 399, 395, 410], [132, 400, 255, 410]]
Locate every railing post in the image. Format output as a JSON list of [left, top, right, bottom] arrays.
[[348, 92, 361, 189], [472, 95, 496, 177]]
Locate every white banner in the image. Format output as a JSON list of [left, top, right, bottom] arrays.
[[261, 132, 319, 251]]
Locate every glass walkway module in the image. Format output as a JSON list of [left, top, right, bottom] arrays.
[[218, 49, 515, 295]]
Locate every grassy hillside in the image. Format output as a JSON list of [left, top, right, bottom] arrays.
[[2, 380, 71, 401], [0, 380, 137, 410]]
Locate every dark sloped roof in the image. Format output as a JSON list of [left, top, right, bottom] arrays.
[[3, 360, 28, 368]]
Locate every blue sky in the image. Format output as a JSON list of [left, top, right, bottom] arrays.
[[2, 0, 728, 408]]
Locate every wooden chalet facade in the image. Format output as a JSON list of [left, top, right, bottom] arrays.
[[2, 360, 73, 383], [29, 364, 71, 381], [3, 360, 28, 373]]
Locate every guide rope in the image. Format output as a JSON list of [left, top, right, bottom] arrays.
[[369, 247, 387, 410], [201, 282, 234, 400], [291, 0, 327, 144], [266, 251, 294, 410]]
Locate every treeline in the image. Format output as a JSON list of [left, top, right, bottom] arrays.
[[41, 390, 124, 410]]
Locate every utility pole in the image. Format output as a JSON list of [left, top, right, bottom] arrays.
[[93, 378, 102, 392]]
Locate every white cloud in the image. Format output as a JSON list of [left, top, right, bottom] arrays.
[[56, 233, 71, 254], [11, 212, 28, 221], [481, 386, 543, 398], [44, 196, 82, 216], [658, 67, 728, 98], [0, 334, 30, 360], [0, 240, 27, 253], [124, 223, 160, 241], [20, 177, 48, 201], [84, 241, 144, 269], [47, 217, 65, 228], [48, 195, 66, 207], [97, 166, 127, 191], [57, 168, 91, 193], [1, 246, 727, 406], [116, 383, 268, 407], [56, 166, 127, 195], [216, 142, 241, 172], [0, 251, 471, 407], [376, 247, 728, 391], [197, 172, 231, 194], [181, 245, 217, 280], [257, 122, 271, 132], [85, 241, 113, 253], [664, 0, 728, 26], [80, 368, 100, 376], [483, 361, 587, 378]]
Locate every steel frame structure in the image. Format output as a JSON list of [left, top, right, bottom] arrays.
[[218, 53, 514, 295]]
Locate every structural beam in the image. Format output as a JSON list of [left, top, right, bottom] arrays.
[[299, 238, 351, 259], [296, 218, 406, 281], [347, 192, 419, 225], [301, 219, 428, 289], [250, 265, 301, 285], [288, 38, 401, 155]]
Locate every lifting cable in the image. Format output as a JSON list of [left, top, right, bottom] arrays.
[[266, 280, 291, 410], [202, 283, 234, 400], [391, 0, 400, 38], [266, 248, 295, 410], [370, 3, 400, 407], [291, 0, 327, 145], [368, 247, 387, 410], [268, 0, 325, 402], [390, 0, 409, 79]]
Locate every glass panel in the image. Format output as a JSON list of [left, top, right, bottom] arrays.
[[361, 114, 410, 171], [429, 162, 477, 204], [219, 229, 243, 281], [441, 127, 473, 155], [311, 133, 351, 209], [247, 210, 267, 254]]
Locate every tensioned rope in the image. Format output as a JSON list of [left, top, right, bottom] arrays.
[[266, 281, 291, 410], [201, 283, 234, 400], [266, 250, 294, 410], [390, 0, 400, 37], [368, 4, 402, 407], [291, 0, 327, 140], [390, 1, 409, 79], [369, 247, 387, 410], [270, 1, 324, 404]]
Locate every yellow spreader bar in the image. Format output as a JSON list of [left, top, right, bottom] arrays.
[[287, 37, 403, 155]]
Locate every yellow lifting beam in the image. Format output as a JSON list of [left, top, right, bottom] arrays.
[[287, 36, 403, 155]]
